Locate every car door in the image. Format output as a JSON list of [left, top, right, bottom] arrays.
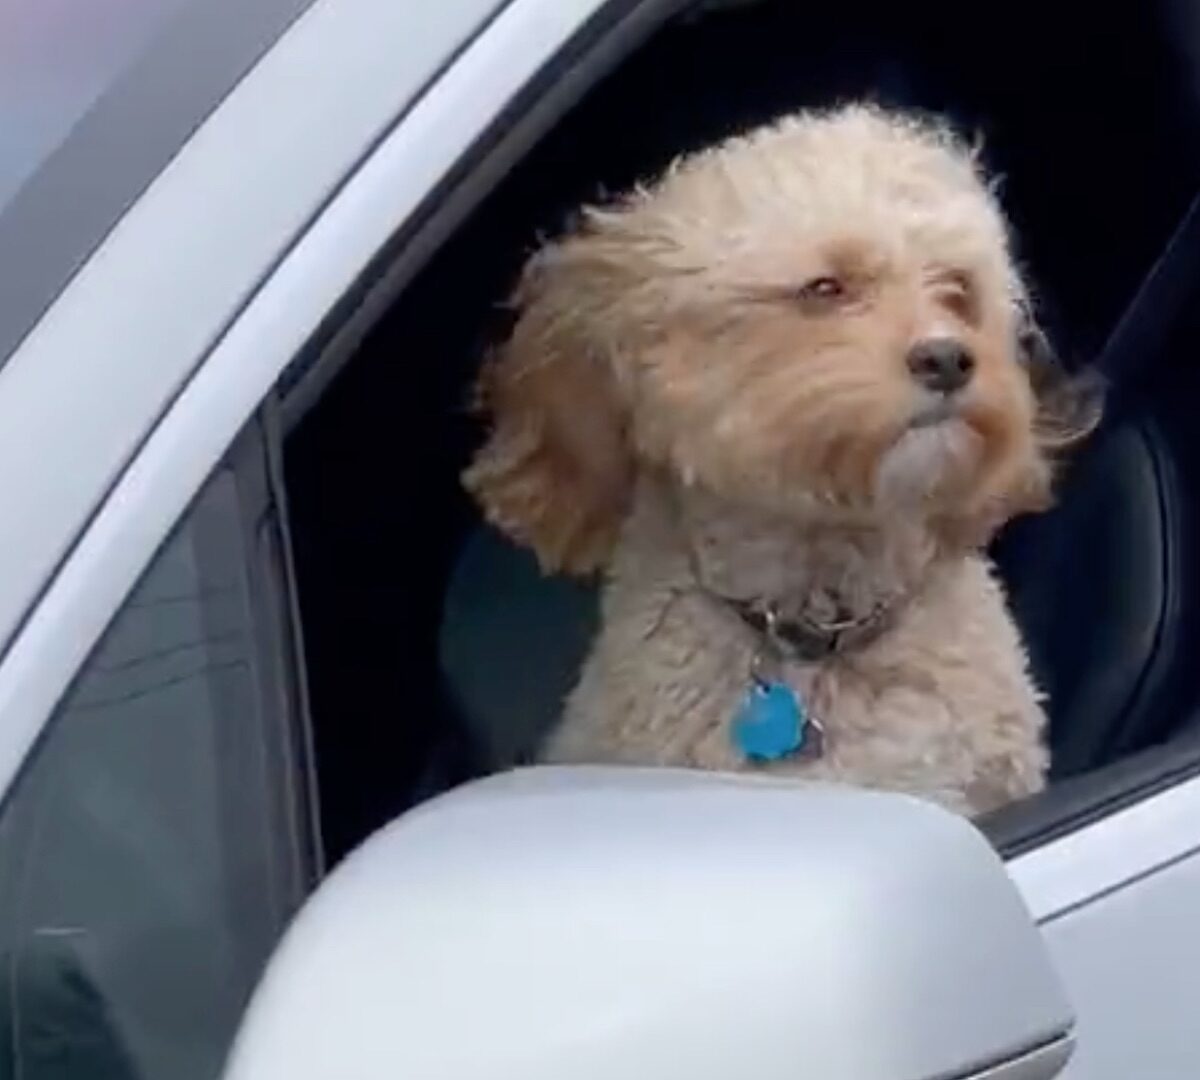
[[1, 0, 1199, 1076], [1008, 780, 1200, 1077]]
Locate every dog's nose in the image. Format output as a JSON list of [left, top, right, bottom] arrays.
[[906, 339, 975, 394]]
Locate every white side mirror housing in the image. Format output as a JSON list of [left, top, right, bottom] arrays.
[[224, 768, 1073, 1080]]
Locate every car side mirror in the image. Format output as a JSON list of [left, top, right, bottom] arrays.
[[223, 768, 1074, 1080]]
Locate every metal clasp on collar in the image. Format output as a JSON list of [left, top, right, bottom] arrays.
[[737, 598, 893, 663]]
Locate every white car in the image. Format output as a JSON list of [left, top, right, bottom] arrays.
[[1, 1, 1198, 1078]]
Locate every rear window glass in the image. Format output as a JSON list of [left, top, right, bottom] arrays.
[[0, 0, 190, 210], [0, 0, 317, 367]]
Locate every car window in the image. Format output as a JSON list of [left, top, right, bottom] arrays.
[[0, 422, 316, 1080]]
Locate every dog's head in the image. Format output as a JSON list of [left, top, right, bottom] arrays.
[[465, 105, 1102, 572]]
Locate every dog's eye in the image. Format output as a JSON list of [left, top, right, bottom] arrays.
[[796, 276, 845, 302], [933, 271, 977, 321]]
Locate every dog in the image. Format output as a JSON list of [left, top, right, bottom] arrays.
[[464, 105, 1101, 816]]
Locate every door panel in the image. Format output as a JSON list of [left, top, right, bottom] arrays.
[[1044, 849, 1200, 1077]]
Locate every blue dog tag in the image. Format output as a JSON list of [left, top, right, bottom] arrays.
[[733, 679, 807, 762]]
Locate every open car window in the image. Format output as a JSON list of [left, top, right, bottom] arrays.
[[276, 0, 1200, 867]]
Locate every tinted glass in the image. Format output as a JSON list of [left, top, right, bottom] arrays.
[[0, 0, 190, 210], [0, 446, 313, 1080], [0, 0, 319, 365]]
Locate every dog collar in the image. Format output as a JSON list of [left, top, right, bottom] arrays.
[[725, 595, 898, 662], [688, 590, 898, 765]]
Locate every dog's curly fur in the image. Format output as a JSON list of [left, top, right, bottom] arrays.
[[464, 105, 1101, 816]]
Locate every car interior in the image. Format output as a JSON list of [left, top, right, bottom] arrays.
[[279, 0, 1200, 865]]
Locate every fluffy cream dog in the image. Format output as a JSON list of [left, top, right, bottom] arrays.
[[464, 105, 1100, 816]]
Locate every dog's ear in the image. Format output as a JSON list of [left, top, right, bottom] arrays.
[[463, 242, 633, 575], [1016, 300, 1105, 450]]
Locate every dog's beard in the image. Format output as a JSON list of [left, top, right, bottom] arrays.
[[873, 418, 983, 510]]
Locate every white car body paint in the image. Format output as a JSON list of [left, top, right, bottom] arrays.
[[1047, 851, 1200, 1078], [1009, 772, 1200, 923], [1008, 778, 1200, 1077]]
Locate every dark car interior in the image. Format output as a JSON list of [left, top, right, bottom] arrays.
[[281, 0, 1200, 864]]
